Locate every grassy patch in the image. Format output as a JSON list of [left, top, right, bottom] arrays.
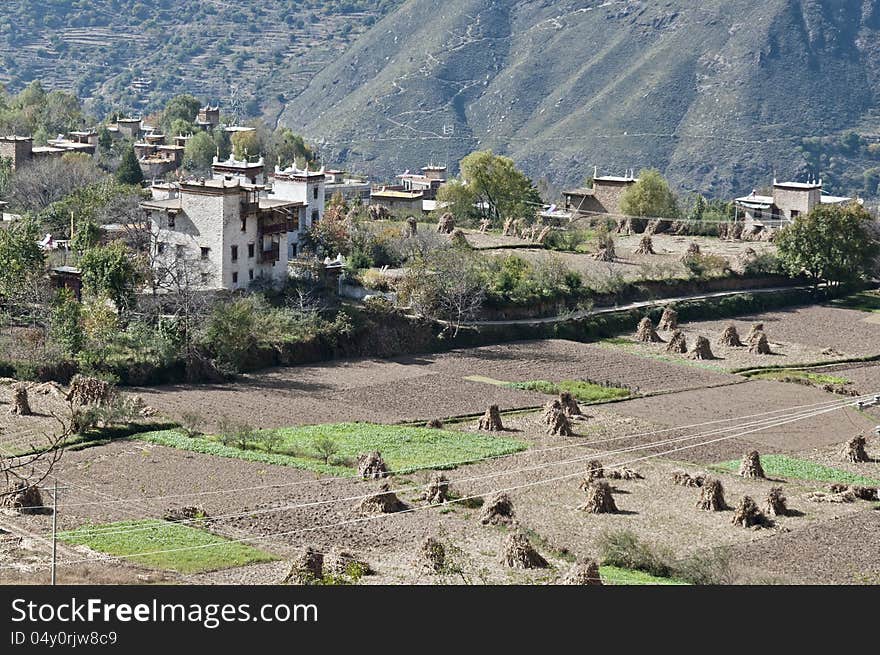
[[137, 423, 527, 476], [714, 454, 880, 486], [745, 369, 850, 385], [599, 565, 690, 585], [58, 520, 275, 573], [505, 379, 630, 403], [830, 291, 880, 313]]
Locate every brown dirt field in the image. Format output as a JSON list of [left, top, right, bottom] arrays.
[[605, 305, 880, 372], [472, 234, 775, 282], [729, 509, 880, 584], [606, 380, 876, 462], [131, 340, 740, 430]]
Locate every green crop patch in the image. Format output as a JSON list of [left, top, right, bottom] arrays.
[[58, 520, 275, 573], [599, 565, 690, 585], [506, 380, 630, 403], [745, 370, 850, 386], [136, 423, 527, 476], [714, 454, 880, 486]]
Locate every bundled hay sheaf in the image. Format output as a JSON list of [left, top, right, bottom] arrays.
[[606, 467, 644, 481], [324, 548, 372, 577], [559, 392, 582, 417], [479, 492, 515, 525], [1, 482, 43, 513], [559, 559, 603, 585], [688, 336, 715, 360], [635, 317, 664, 343], [357, 483, 405, 515], [545, 405, 574, 436], [717, 324, 744, 347], [842, 435, 870, 463], [163, 506, 209, 522], [357, 451, 388, 480], [68, 375, 114, 406], [580, 460, 605, 486], [282, 546, 324, 584], [420, 536, 446, 572], [680, 241, 701, 262], [420, 472, 450, 505], [749, 331, 772, 355], [579, 480, 618, 514], [437, 212, 455, 234], [425, 418, 444, 429], [8, 383, 32, 416], [499, 531, 548, 569], [478, 404, 504, 432], [672, 470, 705, 487], [665, 330, 687, 354], [732, 495, 765, 528], [658, 306, 678, 331], [738, 450, 766, 479], [635, 235, 655, 255], [696, 477, 727, 511], [764, 487, 789, 516]]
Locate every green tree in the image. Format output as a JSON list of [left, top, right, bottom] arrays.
[[161, 94, 201, 134], [775, 203, 879, 289], [79, 241, 141, 310], [619, 168, 679, 219], [183, 131, 216, 171], [49, 288, 83, 356], [458, 150, 541, 225], [231, 130, 262, 160], [0, 218, 44, 300], [115, 145, 144, 186]]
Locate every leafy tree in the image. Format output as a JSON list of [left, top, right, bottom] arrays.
[[160, 94, 201, 134], [311, 435, 339, 464], [79, 241, 141, 310], [0, 218, 44, 300], [775, 203, 879, 289], [231, 130, 262, 160], [115, 145, 144, 186], [49, 288, 83, 356], [619, 168, 679, 219], [183, 131, 216, 171], [456, 150, 541, 225], [70, 220, 102, 254], [435, 179, 477, 226], [268, 127, 312, 168]]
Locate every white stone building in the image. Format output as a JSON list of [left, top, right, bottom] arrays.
[[734, 178, 852, 226]]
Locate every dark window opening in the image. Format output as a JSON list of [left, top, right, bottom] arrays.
[[231, 245, 238, 262], [248, 243, 255, 258], [200, 247, 210, 260], [232, 271, 238, 284]]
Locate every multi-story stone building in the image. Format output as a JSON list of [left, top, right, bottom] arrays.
[[734, 178, 852, 225], [562, 169, 638, 217]]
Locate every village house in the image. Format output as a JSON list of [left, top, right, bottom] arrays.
[[370, 164, 448, 214], [396, 164, 446, 200], [1, 134, 98, 169], [324, 169, 371, 205], [140, 160, 325, 291], [734, 178, 852, 225], [196, 105, 221, 131], [562, 169, 638, 217]]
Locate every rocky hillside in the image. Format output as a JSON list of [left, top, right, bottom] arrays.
[[278, 0, 880, 198]]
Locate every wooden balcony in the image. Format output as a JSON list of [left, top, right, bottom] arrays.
[[259, 242, 280, 264]]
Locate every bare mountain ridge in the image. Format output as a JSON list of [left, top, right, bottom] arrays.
[[278, 0, 880, 198]]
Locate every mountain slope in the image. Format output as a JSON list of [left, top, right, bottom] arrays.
[[278, 0, 880, 198]]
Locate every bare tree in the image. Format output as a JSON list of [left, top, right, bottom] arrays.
[[7, 154, 105, 214]]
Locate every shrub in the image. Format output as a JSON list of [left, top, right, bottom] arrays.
[[311, 434, 339, 464], [179, 411, 205, 438], [597, 530, 674, 578]]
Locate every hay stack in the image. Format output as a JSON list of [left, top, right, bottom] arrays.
[[559, 559, 603, 585], [542, 399, 562, 424], [749, 331, 772, 355], [696, 477, 727, 511], [324, 548, 372, 577], [635, 317, 664, 343], [842, 435, 869, 463], [764, 487, 788, 516], [687, 336, 715, 360], [672, 470, 704, 487], [746, 323, 764, 343], [437, 212, 455, 234], [1, 482, 43, 513], [281, 546, 324, 584], [665, 330, 687, 354], [479, 492, 515, 525], [592, 238, 616, 261], [478, 404, 504, 432], [450, 228, 469, 248], [535, 225, 552, 244], [425, 418, 444, 429], [607, 467, 644, 480], [738, 450, 766, 479], [579, 480, 618, 514], [581, 460, 605, 485], [681, 242, 701, 262], [805, 489, 855, 503], [499, 531, 548, 569], [478, 218, 491, 233], [68, 375, 113, 406], [559, 392, 582, 417], [830, 484, 878, 500], [658, 306, 678, 331], [8, 383, 32, 416], [420, 472, 450, 505], [546, 405, 574, 436], [731, 495, 765, 528], [405, 215, 418, 237], [502, 217, 515, 236], [357, 483, 404, 515], [357, 451, 388, 480], [635, 235, 655, 255], [420, 537, 446, 572], [717, 324, 744, 347]]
